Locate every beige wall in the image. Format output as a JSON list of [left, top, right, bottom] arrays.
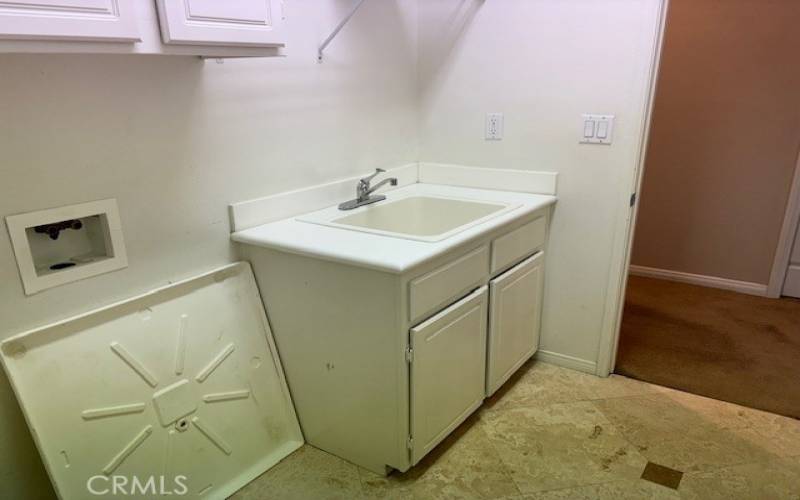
[[631, 0, 800, 284], [0, 2, 418, 498]]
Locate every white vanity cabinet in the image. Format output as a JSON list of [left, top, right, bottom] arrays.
[[409, 286, 487, 464], [0, 0, 140, 42], [486, 252, 544, 396], [240, 206, 550, 475], [155, 0, 285, 47]]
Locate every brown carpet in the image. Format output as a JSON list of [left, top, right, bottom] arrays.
[[615, 275, 800, 419]]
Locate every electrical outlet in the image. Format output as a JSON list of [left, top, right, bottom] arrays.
[[485, 113, 504, 140]]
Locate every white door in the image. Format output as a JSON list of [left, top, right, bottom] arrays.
[[0, 0, 139, 41], [409, 286, 487, 465], [486, 252, 544, 396], [155, 0, 286, 47], [783, 220, 800, 297]]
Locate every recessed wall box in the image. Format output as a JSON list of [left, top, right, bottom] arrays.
[[5, 199, 127, 295]]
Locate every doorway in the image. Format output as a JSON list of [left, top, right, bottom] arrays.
[[780, 218, 800, 297], [614, 0, 800, 419]]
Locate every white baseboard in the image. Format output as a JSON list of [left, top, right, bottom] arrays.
[[534, 350, 597, 375], [628, 265, 768, 297]]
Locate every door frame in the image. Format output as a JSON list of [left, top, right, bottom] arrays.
[[595, 0, 670, 377], [767, 148, 800, 298]]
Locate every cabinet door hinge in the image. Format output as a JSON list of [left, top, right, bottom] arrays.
[[630, 192, 637, 207], [405, 346, 414, 364], [406, 436, 414, 450]]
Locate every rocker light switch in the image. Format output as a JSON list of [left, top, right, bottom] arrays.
[[597, 120, 609, 139], [583, 120, 596, 138]]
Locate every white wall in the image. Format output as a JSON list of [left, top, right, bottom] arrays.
[[0, 1, 667, 496], [417, 0, 663, 369], [0, 2, 418, 498]]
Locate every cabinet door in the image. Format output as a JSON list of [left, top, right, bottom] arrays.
[[409, 286, 487, 465], [155, 0, 285, 47], [0, 0, 139, 41], [486, 252, 544, 396]]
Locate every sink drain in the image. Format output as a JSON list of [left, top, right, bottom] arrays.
[[175, 418, 190, 432]]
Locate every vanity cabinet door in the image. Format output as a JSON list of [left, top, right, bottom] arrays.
[[0, 0, 139, 41], [486, 252, 544, 396], [409, 286, 487, 465], [155, 0, 286, 47]]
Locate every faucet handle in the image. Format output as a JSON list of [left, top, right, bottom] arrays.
[[360, 168, 386, 185]]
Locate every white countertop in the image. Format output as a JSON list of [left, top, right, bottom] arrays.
[[231, 183, 557, 274]]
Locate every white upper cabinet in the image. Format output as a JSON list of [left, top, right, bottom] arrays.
[[0, 0, 284, 56], [0, 0, 139, 42], [155, 0, 286, 47]]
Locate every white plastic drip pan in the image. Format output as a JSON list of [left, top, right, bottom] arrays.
[[1, 262, 303, 499]]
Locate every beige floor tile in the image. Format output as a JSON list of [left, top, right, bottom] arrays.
[[577, 373, 662, 400], [644, 384, 800, 458], [738, 410, 800, 458], [679, 456, 800, 500], [357, 415, 520, 500], [231, 445, 363, 500], [541, 364, 661, 401], [655, 385, 778, 430], [483, 361, 588, 412], [519, 479, 680, 499], [230, 363, 799, 500], [484, 361, 659, 413], [482, 401, 648, 493], [594, 395, 778, 473]]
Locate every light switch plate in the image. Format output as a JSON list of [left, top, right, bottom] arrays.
[[580, 114, 615, 145]]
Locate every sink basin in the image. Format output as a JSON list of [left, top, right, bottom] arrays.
[[298, 195, 516, 242]]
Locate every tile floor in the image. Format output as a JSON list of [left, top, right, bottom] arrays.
[[232, 360, 800, 500]]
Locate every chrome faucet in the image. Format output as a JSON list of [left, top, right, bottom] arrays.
[[339, 168, 398, 210]]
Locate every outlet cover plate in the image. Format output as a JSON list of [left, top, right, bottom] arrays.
[[485, 113, 504, 140]]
